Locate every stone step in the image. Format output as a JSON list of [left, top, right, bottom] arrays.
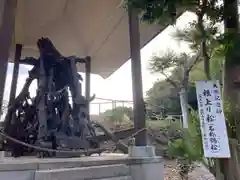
[[34, 164, 130, 180], [93, 176, 132, 180]]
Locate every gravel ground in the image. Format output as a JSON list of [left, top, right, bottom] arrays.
[[164, 160, 215, 180]]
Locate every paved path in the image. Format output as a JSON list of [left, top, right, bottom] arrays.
[[164, 160, 215, 180]]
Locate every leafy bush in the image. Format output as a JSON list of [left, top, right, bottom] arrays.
[[167, 110, 206, 179], [168, 130, 202, 162], [167, 121, 183, 141], [102, 107, 133, 125]]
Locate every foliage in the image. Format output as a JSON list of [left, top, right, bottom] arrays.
[[172, 19, 224, 79], [167, 110, 218, 178], [166, 120, 183, 141], [148, 49, 201, 129], [168, 111, 202, 161], [223, 100, 237, 139], [146, 81, 198, 118], [167, 110, 201, 179], [102, 106, 133, 125], [124, 0, 224, 81], [146, 80, 180, 117], [172, 22, 221, 54], [122, 0, 197, 25], [146, 49, 201, 118], [149, 50, 201, 88], [189, 56, 223, 82], [123, 0, 229, 82], [123, 0, 224, 25]]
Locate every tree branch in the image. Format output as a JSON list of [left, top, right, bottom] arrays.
[[197, 0, 211, 79], [160, 71, 179, 89], [186, 51, 202, 74]]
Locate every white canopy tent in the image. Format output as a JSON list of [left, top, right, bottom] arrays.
[[1, 0, 166, 78]]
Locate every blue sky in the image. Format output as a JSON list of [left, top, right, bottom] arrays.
[[3, 11, 196, 115]]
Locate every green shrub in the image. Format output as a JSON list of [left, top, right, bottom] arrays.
[[167, 110, 207, 179]]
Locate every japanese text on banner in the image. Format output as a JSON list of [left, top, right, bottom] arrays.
[[196, 80, 230, 158]]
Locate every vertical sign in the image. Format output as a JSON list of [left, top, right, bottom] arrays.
[[196, 80, 230, 158]]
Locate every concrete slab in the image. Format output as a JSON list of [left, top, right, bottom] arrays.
[[0, 155, 163, 171], [0, 153, 164, 180], [129, 161, 164, 180], [0, 170, 35, 180], [37, 156, 129, 170], [94, 176, 132, 180], [0, 155, 128, 171], [128, 146, 164, 180], [34, 164, 130, 180], [128, 146, 156, 158], [0, 160, 38, 171]]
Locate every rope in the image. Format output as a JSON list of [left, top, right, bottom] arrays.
[[0, 130, 105, 155], [107, 127, 148, 153], [0, 127, 148, 155], [125, 127, 148, 140]]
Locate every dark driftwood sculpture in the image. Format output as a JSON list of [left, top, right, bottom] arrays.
[[0, 38, 138, 158], [2, 38, 99, 157]]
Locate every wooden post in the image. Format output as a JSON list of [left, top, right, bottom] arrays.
[[128, 8, 147, 146], [85, 56, 91, 118], [37, 54, 48, 140], [9, 44, 22, 105], [0, 0, 17, 113]]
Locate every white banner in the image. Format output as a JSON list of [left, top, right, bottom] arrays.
[[196, 80, 230, 158]]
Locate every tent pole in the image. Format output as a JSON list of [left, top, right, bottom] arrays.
[[85, 56, 91, 119], [128, 8, 147, 146], [0, 0, 17, 113]]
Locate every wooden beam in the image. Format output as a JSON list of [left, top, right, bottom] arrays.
[[19, 58, 36, 66], [19, 57, 86, 66], [128, 8, 147, 146], [9, 44, 22, 105], [94, 123, 128, 153], [95, 128, 135, 142], [0, 0, 17, 113], [94, 127, 168, 145], [85, 56, 91, 119]]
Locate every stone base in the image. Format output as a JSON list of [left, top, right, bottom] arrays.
[[128, 146, 156, 158], [128, 146, 164, 180], [0, 148, 164, 180], [0, 151, 4, 161], [34, 164, 130, 180]]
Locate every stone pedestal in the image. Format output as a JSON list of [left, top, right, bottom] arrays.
[[0, 151, 4, 161], [128, 146, 156, 158], [128, 146, 164, 180], [0, 149, 164, 180]]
